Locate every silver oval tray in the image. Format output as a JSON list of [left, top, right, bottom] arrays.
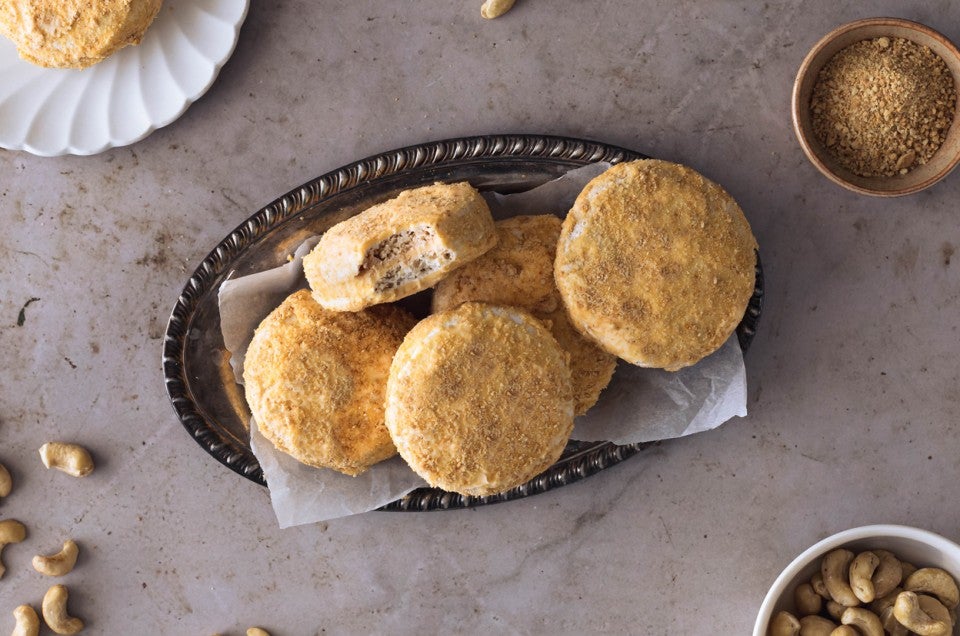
[[162, 134, 764, 511]]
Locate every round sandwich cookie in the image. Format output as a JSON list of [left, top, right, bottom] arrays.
[[385, 302, 574, 497], [432, 214, 616, 416], [242, 289, 416, 477], [0, 0, 163, 69], [555, 159, 757, 371], [303, 181, 498, 311]]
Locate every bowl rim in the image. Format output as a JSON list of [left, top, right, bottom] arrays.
[[791, 16, 960, 197], [752, 524, 960, 636]]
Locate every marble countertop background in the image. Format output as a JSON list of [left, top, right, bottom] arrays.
[[2, 1, 960, 633]]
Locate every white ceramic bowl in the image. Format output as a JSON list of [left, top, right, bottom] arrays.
[[753, 525, 960, 636]]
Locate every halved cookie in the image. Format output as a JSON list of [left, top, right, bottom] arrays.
[[304, 182, 497, 311]]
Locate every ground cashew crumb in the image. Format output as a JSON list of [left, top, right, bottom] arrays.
[[811, 36, 957, 177]]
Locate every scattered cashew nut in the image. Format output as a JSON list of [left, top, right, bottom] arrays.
[[480, 0, 516, 19], [42, 584, 84, 635], [798, 614, 837, 636], [872, 550, 904, 598], [769, 610, 800, 636], [821, 549, 860, 607], [11, 605, 40, 636], [39, 443, 94, 478], [33, 539, 79, 577], [0, 518, 27, 578], [893, 591, 951, 636], [247, 629, 271, 636], [840, 606, 883, 636], [904, 567, 960, 609], [795, 582, 823, 616], [0, 462, 11, 498], [849, 551, 880, 603]]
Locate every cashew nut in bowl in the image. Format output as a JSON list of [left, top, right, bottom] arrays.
[[892, 591, 951, 636], [839, 606, 883, 636], [869, 586, 903, 614], [11, 605, 40, 636], [827, 627, 857, 636], [247, 628, 271, 636], [824, 600, 845, 621], [41, 584, 84, 635], [871, 549, 904, 598], [480, 0, 516, 19], [0, 462, 11, 498], [798, 614, 837, 636], [0, 518, 27, 578], [821, 549, 860, 607], [33, 539, 79, 577], [769, 610, 800, 636], [795, 582, 823, 616], [879, 606, 908, 636], [39, 443, 94, 478], [810, 572, 831, 599], [849, 551, 880, 603], [904, 567, 960, 609]]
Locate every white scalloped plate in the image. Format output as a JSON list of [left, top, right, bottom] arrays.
[[0, 0, 249, 156]]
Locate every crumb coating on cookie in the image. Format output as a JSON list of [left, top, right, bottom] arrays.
[[555, 160, 757, 371], [433, 215, 616, 415], [243, 290, 416, 476], [385, 302, 574, 496]]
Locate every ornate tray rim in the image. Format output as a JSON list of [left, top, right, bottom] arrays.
[[162, 133, 763, 512]]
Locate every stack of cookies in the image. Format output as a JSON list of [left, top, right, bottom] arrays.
[[242, 161, 758, 496]]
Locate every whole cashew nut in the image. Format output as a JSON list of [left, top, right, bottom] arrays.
[[892, 591, 951, 636], [33, 539, 79, 577], [795, 582, 823, 616], [824, 600, 845, 621], [798, 615, 838, 636], [0, 462, 11, 498], [821, 549, 860, 607], [872, 550, 904, 598], [904, 567, 960, 609], [839, 606, 883, 636], [247, 629, 271, 636], [849, 551, 881, 603], [0, 518, 27, 578], [811, 572, 831, 599], [39, 443, 94, 478], [11, 605, 40, 636], [879, 606, 908, 636], [480, 0, 516, 19], [769, 610, 800, 636], [41, 584, 84, 635]]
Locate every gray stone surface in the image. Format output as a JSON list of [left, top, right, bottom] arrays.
[[2, 1, 960, 633]]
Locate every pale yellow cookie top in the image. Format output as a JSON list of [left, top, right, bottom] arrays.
[[555, 159, 757, 371], [242, 290, 415, 476], [433, 214, 616, 415], [0, 0, 163, 69], [385, 302, 574, 496]]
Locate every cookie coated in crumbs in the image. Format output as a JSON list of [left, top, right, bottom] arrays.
[[433, 214, 616, 415], [243, 290, 416, 476], [385, 302, 574, 496], [555, 160, 757, 371]]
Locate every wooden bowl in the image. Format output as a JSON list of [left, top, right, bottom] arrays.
[[792, 17, 960, 196]]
